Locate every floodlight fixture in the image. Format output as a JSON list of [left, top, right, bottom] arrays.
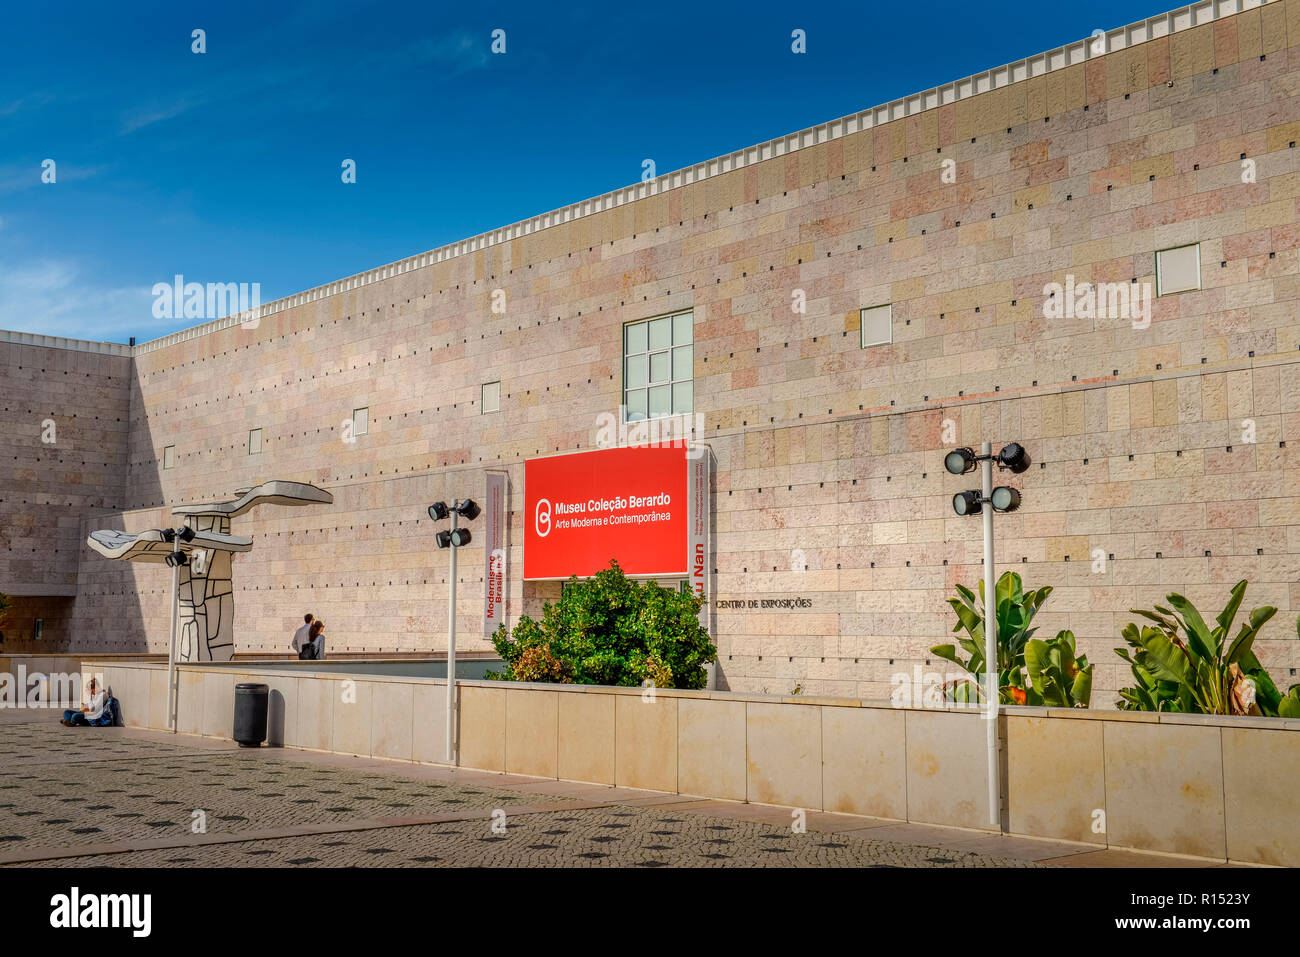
[[455, 499, 480, 521], [945, 447, 978, 475], [164, 550, 189, 568], [449, 528, 472, 547], [990, 486, 1021, 512], [177, 526, 196, 543], [996, 442, 1031, 473], [428, 502, 449, 521], [435, 530, 451, 549], [952, 490, 983, 516]]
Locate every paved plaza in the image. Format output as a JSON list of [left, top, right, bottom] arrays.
[[0, 710, 1232, 868]]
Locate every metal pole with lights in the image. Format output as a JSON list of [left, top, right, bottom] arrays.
[[944, 440, 1030, 831], [428, 498, 480, 765], [162, 525, 196, 732]]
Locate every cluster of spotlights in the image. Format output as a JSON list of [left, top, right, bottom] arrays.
[[428, 499, 480, 548], [945, 443, 1030, 516], [951, 486, 1021, 516], [943, 443, 1030, 476], [162, 526, 196, 566]]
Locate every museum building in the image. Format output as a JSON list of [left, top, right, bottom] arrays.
[[2, 0, 1299, 702]]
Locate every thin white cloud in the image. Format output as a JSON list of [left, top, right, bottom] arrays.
[[0, 91, 55, 116], [113, 28, 490, 138], [0, 258, 156, 343], [0, 162, 108, 195], [118, 96, 210, 135]]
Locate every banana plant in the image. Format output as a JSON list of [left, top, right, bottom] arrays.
[[1114, 580, 1282, 715], [932, 572, 1053, 703], [1279, 615, 1300, 718], [1024, 630, 1093, 707]]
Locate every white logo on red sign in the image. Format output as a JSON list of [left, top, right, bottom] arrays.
[[535, 498, 551, 538]]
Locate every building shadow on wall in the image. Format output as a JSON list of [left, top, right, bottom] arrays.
[[69, 365, 168, 654]]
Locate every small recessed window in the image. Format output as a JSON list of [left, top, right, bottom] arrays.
[[481, 381, 500, 413], [352, 407, 368, 436], [248, 428, 262, 455], [860, 304, 892, 348], [1156, 243, 1200, 296], [163, 445, 176, 469]]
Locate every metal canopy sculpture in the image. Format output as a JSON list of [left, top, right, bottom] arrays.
[[88, 480, 333, 662]]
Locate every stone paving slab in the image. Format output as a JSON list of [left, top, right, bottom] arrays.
[[0, 715, 1233, 868], [14, 803, 1041, 868], [0, 723, 569, 851]]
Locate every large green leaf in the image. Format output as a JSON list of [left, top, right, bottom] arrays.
[[1070, 664, 1093, 708], [996, 572, 1020, 607], [930, 644, 967, 670], [1214, 580, 1247, 640], [1279, 688, 1300, 719], [1165, 592, 1217, 662], [949, 597, 983, 640], [1139, 632, 1194, 687], [1226, 605, 1277, 664]]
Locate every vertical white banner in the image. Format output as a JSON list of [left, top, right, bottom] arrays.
[[483, 471, 507, 634], [686, 445, 709, 620]]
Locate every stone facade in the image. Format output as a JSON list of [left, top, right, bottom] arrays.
[[3, 3, 1300, 702]]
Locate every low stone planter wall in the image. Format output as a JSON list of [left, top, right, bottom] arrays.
[[82, 660, 1300, 866]]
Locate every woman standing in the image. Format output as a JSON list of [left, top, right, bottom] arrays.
[[299, 619, 326, 660]]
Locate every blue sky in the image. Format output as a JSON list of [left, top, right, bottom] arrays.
[[0, 0, 1169, 344]]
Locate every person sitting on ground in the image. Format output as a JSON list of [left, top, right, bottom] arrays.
[[298, 619, 325, 661], [61, 678, 112, 727], [291, 613, 314, 654]]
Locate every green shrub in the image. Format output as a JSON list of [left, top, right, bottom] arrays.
[[1115, 580, 1297, 716], [486, 560, 716, 689], [931, 571, 1090, 705]]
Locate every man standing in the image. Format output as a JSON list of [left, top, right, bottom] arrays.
[[291, 613, 313, 655]]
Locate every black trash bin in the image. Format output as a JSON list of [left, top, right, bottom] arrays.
[[233, 683, 269, 748]]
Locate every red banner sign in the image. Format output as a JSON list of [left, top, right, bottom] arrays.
[[524, 446, 695, 579]]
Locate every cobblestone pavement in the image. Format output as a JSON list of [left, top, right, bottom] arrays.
[[0, 721, 565, 849], [18, 806, 1036, 868], [0, 714, 1044, 868]]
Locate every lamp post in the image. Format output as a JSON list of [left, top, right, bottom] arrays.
[[979, 442, 998, 833], [429, 499, 480, 765], [162, 525, 196, 731], [944, 440, 1029, 831]]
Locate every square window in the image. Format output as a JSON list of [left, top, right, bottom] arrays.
[[861, 304, 892, 347], [673, 311, 693, 345], [626, 354, 648, 389], [672, 345, 692, 381], [481, 381, 500, 414], [1156, 244, 1200, 296], [163, 445, 176, 469], [672, 381, 693, 415], [650, 351, 670, 383], [648, 316, 672, 350], [648, 384, 671, 417], [352, 407, 368, 436], [248, 428, 262, 455], [624, 311, 692, 421], [625, 321, 647, 355]]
